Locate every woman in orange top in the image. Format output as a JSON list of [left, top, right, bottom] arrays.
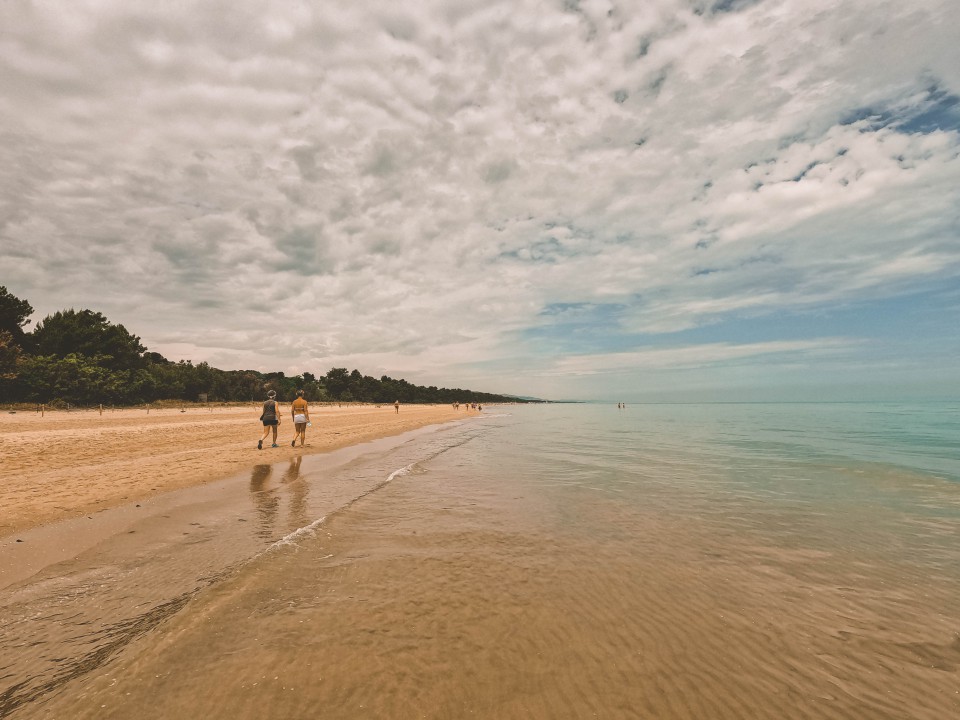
[[291, 389, 310, 447]]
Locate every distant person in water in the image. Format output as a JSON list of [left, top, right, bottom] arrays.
[[394, 399, 400, 414], [291, 389, 310, 447], [258, 390, 281, 450]]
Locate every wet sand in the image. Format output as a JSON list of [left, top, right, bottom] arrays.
[[13, 426, 960, 720], [0, 403, 469, 538]]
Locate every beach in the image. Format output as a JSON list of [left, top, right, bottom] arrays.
[[2, 402, 959, 719], [0, 403, 467, 538]]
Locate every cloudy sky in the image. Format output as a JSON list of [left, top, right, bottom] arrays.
[[2, 0, 958, 401]]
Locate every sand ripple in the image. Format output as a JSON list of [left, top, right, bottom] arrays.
[[16, 447, 960, 720]]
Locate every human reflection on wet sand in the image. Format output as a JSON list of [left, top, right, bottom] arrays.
[[249, 458, 311, 541], [248, 464, 278, 541], [281, 455, 309, 530]]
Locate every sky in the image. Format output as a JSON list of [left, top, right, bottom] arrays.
[[1, 0, 959, 402]]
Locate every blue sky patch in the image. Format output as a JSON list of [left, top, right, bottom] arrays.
[[522, 282, 960, 359], [840, 82, 960, 135], [899, 85, 960, 134]]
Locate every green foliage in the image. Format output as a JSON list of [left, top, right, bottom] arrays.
[[32, 309, 146, 371], [0, 331, 19, 374], [0, 286, 33, 344], [0, 292, 528, 406], [16, 353, 155, 405], [324, 368, 350, 397]]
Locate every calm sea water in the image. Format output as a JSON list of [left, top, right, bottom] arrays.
[[3, 402, 960, 719]]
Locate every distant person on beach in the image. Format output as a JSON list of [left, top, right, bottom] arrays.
[[291, 389, 310, 447], [394, 399, 400, 414], [258, 390, 281, 450]]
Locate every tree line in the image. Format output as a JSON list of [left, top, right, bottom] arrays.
[[0, 287, 527, 406]]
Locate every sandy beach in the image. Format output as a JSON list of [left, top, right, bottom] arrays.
[[1, 403, 958, 719], [0, 403, 468, 538]]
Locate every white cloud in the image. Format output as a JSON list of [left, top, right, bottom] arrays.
[[545, 338, 858, 376], [1, 0, 958, 398]]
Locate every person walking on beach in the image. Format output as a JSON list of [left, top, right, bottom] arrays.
[[258, 390, 281, 449], [394, 399, 400, 414], [290, 389, 310, 447]]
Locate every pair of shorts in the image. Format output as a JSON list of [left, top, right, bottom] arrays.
[[262, 419, 278, 426], [294, 414, 307, 424]]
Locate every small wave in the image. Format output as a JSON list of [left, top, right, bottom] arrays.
[[386, 464, 415, 483], [259, 462, 417, 555], [268, 515, 329, 550]]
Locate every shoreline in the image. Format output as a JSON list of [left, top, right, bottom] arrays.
[[0, 419, 469, 592], [0, 403, 472, 539]]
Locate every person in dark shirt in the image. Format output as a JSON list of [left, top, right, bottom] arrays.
[[258, 390, 281, 449]]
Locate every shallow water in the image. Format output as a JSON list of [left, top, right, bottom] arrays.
[[3, 403, 960, 718]]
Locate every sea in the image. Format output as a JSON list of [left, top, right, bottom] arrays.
[[2, 402, 959, 719]]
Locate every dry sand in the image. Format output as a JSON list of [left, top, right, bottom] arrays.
[[0, 403, 469, 538]]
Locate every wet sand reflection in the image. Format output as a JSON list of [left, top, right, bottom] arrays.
[[281, 455, 309, 530], [248, 464, 278, 540], [249, 457, 310, 540]]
